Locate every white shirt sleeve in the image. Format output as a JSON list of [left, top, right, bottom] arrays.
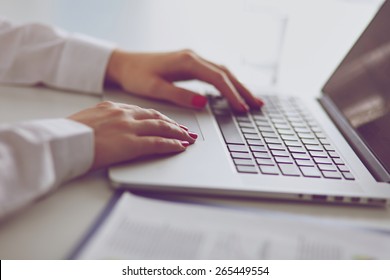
[[0, 18, 115, 220], [0, 119, 94, 220], [0, 17, 115, 93]]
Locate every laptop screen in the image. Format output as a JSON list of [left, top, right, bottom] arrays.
[[322, 0, 390, 174]]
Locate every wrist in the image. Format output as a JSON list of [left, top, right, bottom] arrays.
[[105, 49, 126, 85]]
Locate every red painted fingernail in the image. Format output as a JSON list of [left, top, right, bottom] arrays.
[[256, 98, 265, 107], [191, 95, 208, 109], [181, 141, 190, 147], [240, 103, 249, 112], [180, 124, 189, 131], [189, 132, 198, 139]]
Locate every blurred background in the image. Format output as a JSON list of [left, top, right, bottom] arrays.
[[0, 0, 384, 94]]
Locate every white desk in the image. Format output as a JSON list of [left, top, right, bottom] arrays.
[[0, 0, 389, 259]]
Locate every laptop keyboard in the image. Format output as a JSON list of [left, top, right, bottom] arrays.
[[209, 94, 355, 180]]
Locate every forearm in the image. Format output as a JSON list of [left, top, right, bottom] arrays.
[[0, 18, 115, 94], [0, 118, 94, 220]]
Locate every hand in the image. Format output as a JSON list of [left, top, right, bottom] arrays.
[[105, 49, 264, 112], [68, 101, 197, 170]]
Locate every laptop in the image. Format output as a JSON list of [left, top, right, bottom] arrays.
[[107, 1, 390, 206]]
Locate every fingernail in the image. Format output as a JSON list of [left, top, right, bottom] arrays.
[[189, 132, 198, 139], [256, 98, 265, 107], [240, 103, 249, 112], [180, 124, 189, 131], [191, 95, 208, 109], [181, 141, 190, 147]]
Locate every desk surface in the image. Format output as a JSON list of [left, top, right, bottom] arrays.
[[1, 0, 389, 259]]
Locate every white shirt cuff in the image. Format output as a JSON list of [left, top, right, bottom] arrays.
[[55, 34, 115, 94]]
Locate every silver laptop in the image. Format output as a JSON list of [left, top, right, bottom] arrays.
[[107, 1, 390, 206]]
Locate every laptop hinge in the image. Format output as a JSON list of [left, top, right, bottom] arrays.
[[319, 95, 390, 183]]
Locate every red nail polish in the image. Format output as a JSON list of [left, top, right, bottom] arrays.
[[189, 132, 198, 139], [256, 98, 265, 107], [191, 95, 208, 109], [181, 141, 190, 147], [240, 103, 249, 112]]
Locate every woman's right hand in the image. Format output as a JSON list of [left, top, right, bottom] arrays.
[[68, 101, 197, 170]]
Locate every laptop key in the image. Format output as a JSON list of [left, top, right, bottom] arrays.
[[261, 131, 278, 138], [284, 140, 302, 147], [328, 151, 340, 158], [280, 134, 299, 141], [264, 138, 283, 144], [286, 116, 303, 122], [305, 144, 324, 151], [256, 158, 275, 165], [278, 163, 300, 176], [238, 122, 254, 128], [257, 125, 274, 132], [313, 157, 333, 165], [333, 158, 345, 165], [342, 171, 355, 180], [320, 138, 331, 145], [297, 132, 315, 139], [323, 144, 335, 151], [274, 123, 291, 130], [259, 165, 279, 175], [296, 159, 315, 167], [268, 112, 283, 118], [311, 126, 323, 133], [250, 145, 268, 152], [215, 114, 245, 144], [255, 120, 270, 126], [290, 122, 307, 128], [322, 170, 342, 179], [317, 164, 338, 171], [244, 133, 261, 140], [241, 127, 257, 134], [253, 152, 271, 159], [228, 144, 248, 153], [292, 153, 310, 160], [337, 165, 350, 172], [288, 146, 306, 153], [271, 150, 290, 157], [237, 165, 258, 174], [236, 115, 251, 122], [315, 132, 326, 139], [274, 156, 294, 164], [300, 166, 322, 178], [294, 127, 311, 133], [247, 139, 263, 146], [268, 143, 285, 150], [253, 115, 268, 122], [302, 138, 320, 145], [277, 128, 295, 135], [234, 158, 255, 166], [231, 152, 251, 159], [309, 151, 328, 158]]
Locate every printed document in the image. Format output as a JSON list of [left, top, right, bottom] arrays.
[[76, 192, 390, 259]]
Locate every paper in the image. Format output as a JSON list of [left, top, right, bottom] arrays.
[[75, 192, 390, 259]]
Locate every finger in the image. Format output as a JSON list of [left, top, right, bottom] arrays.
[[156, 80, 208, 109], [135, 136, 189, 156], [177, 52, 249, 112], [133, 119, 197, 143], [118, 104, 179, 125], [203, 60, 264, 109]]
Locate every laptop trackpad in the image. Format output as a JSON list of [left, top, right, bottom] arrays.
[[159, 108, 204, 141]]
